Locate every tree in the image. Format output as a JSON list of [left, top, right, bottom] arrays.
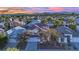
[[41, 19, 48, 24], [46, 16, 52, 21], [0, 16, 10, 30], [67, 18, 76, 30], [59, 17, 64, 22], [39, 28, 59, 44], [53, 20, 62, 28], [50, 29, 59, 41], [69, 24, 76, 30], [16, 31, 32, 50], [67, 18, 74, 25]]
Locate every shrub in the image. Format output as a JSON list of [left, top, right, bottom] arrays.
[[69, 25, 76, 30], [6, 48, 19, 51], [0, 32, 8, 49]]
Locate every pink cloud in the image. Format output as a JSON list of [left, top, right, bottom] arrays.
[[48, 7, 64, 12]]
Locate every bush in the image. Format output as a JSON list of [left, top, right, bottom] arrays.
[[0, 32, 8, 49], [6, 48, 19, 51], [69, 25, 76, 30]]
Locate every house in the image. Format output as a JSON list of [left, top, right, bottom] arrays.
[[75, 18, 79, 25], [9, 19, 25, 28], [6, 26, 26, 48], [57, 26, 79, 43], [47, 21, 53, 27], [57, 26, 79, 49], [56, 26, 72, 44], [27, 19, 41, 26], [76, 25, 79, 32], [23, 23, 49, 35], [7, 26, 26, 39]]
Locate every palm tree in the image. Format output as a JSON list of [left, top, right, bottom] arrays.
[[50, 29, 59, 41], [16, 31, 32, 50], [39, 28, 59, 44]]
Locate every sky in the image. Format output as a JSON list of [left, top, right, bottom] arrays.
[[0, 7, 79, 14]]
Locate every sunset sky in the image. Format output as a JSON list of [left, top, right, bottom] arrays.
[[0, 7, 79, 14]]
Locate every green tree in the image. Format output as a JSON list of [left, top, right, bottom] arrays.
[[53, 20, 62, 28], [46, 16, 52, 21], [69, 25, 76, 30], [58, 17, 64, 25], [16, 31, 31, 50], [41, 19, 48, 24], [67, 18, 74, 25], [67, 18, 76, 30]]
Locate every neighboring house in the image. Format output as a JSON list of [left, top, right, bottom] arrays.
[[27, 19, 41, 26], [23, 23, 49, 35], [76, 25, 79, 32], [14, 20, 25, 26], [70, 30, 79, 42], [7, 26, 26, 39], [6, 26, 26, 48], [9, 19, 25, 28], [47, 21, 53, 27], [75, 18, 79, 25], [23, 18, 48, 32], [57, 26, 79, 44], [56, 26, 72, 44]]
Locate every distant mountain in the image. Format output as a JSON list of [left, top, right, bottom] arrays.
[[56, 11, 79, 14]]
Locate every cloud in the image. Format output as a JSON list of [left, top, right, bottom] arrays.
[[24, 7, 49, 13], [8, 10, 33, 14], [0, 7, 64, 14], [48, 7, 64, 12], [0, 7, 33, 14]]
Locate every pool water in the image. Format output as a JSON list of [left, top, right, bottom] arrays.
[[25, 37, 40, 51]]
